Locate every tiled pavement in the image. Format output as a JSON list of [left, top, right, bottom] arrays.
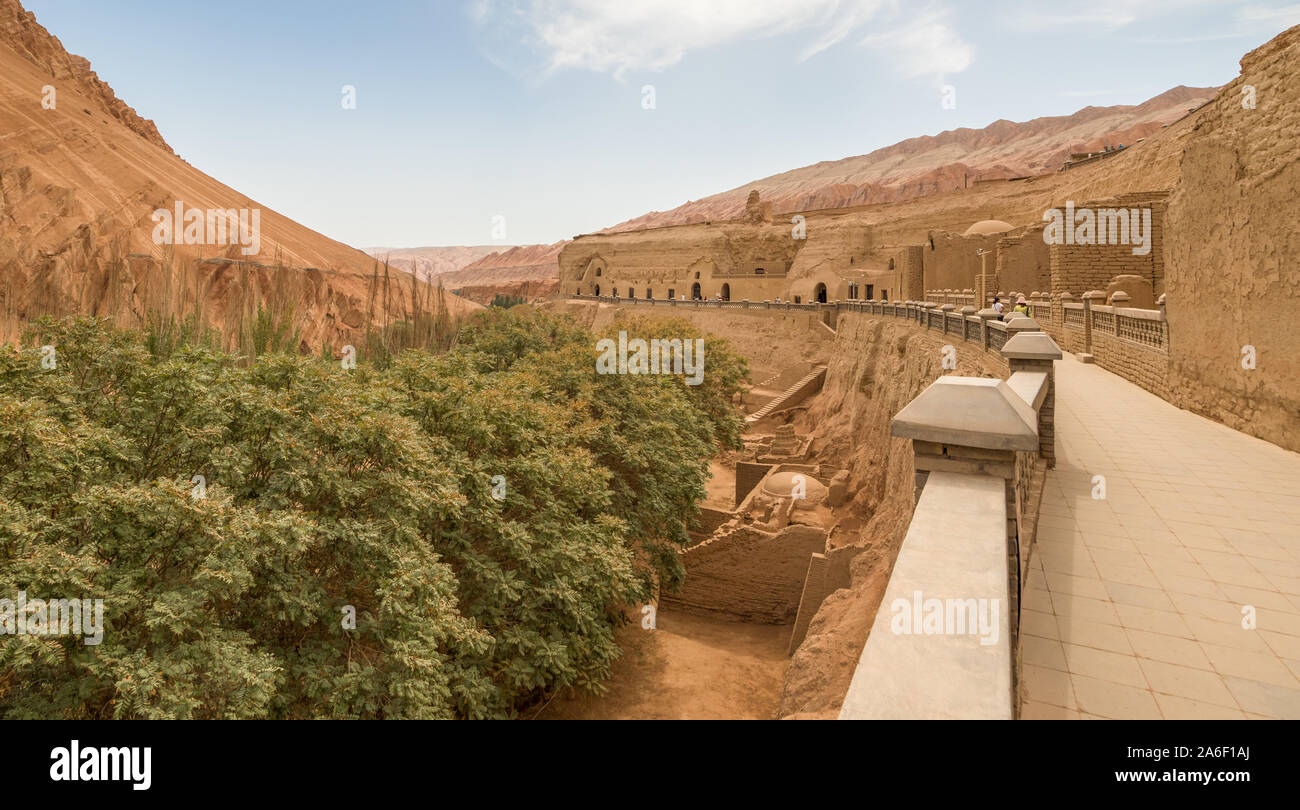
[[1019, 355, 1300, 719]]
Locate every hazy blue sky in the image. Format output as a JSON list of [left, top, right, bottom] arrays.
[[23, 0, 1300, 247]]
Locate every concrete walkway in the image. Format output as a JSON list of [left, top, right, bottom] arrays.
[[1020, 355, 1300, 719]]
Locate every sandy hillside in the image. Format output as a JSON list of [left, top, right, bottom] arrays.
[[0, 0, 478, 349]]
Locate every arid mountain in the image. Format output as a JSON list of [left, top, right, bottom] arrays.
[[362, 245, 505, 282], [438, 242, 567, 304], [0, 0, 478, 350], [603, 85, 1217, 232]]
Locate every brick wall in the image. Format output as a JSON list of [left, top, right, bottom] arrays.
[[1049, 192, 1168, 296], [662, 523, 827, 624]]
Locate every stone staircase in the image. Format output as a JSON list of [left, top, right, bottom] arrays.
[[745, 366, 827, 424]]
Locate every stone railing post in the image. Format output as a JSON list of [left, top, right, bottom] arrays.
[[1157, 293, 1169, 349], [1001, 329, 1063, 468], [976, 308, 998, 351], [1080, 290, 1105, 362], [940, 303, 955, 334], [891, 376, 1039, 637], [960, 305, 976, 341]]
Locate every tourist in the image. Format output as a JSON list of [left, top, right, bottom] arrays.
[[992, 296, 1005, 319], [1013, 296, 1029, 317]]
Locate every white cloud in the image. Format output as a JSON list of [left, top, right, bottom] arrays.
[[1012, 0, 1233, 30], [471, 0, 973, 82], [861, 8, 973, 83]]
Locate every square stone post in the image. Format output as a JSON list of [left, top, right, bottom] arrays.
[[977, 307, 998, 351], [940, 303, 955, 334], [891, 377, 1040, 648], [1001, 330, 1063, 468], [1080, 290, 1105, 362]]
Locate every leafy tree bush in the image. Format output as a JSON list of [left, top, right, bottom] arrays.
[[0, 309, 746, 718]]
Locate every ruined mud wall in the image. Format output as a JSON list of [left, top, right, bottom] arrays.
[[662, 524, 827, 624], [995, 226, 1051, 297], [779, 313, 1008, 718], [1162, 25, 1300, 453], [923, 230, 1002, 293]]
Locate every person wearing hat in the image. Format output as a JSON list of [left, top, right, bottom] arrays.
[[1012, 295, 1030, 317]]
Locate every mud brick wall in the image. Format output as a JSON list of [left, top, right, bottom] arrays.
[[735, 461, 773, 507], [691, 506, 734, 538], [662, 524, 827, 624], [1049, 193, 1167, 296], [1090, 329, 1170, 397]]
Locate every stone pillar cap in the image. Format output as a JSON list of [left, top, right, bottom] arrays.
[[891, 377, 1038, 452], [1157, 293, 1167, 306], [1109, 291, 1131, 303], [1001, 331, 1063, 360], [940, 304, 956, 311], [1082, 290, 1106, 300], [960, 306, 977, 315], [1005, 317, 1042, 333], [976, 308, 999, 319]]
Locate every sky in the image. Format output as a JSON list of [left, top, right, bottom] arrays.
[[22, 0, 1300, 248]]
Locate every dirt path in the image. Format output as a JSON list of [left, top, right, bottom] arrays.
[[536, 610, 791, 720]]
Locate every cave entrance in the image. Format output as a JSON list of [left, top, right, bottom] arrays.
[[720, 283, 730, 301], [594, 284, 600, 296], [692, 282, 701, 300], [815, 283, 827, 303]]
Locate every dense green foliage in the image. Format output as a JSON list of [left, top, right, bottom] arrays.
[[488, 293, 527, 309], [0, 309, 747, 718]]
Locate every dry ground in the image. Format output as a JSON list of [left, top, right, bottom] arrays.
[[536, 610, 790, 720]]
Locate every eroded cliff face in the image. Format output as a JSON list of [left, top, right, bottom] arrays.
[[779, 314, 1006, 718], [0, 0, 171, 152], [1163, 25, 1300, 452], [0, 0, 478, 350]]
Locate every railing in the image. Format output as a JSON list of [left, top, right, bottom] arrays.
[[1020, 294, 1167, 354], [568, 294, 1040, 361]]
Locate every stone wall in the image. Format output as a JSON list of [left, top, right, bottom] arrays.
[[1162, 24, 1300, 453]]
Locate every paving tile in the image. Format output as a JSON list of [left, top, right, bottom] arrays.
[[1021, 609, 1059, 640], [1153, 693, 1246, 719], [1114, 604, 1194, 638], [1200, 643, 1300, 689], [1056, 616, 1133, 654], [1125, 628, 1213, 670], [1222, 677, 1300, 719], [1062, 643, 1147, 688], [1021, 663, 1077, 710], [1139, 659, 1238, 708], [1022, 635, 1067, 671], [1070, 674, 1162, 719], [1019, 700, 1082, 720]]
